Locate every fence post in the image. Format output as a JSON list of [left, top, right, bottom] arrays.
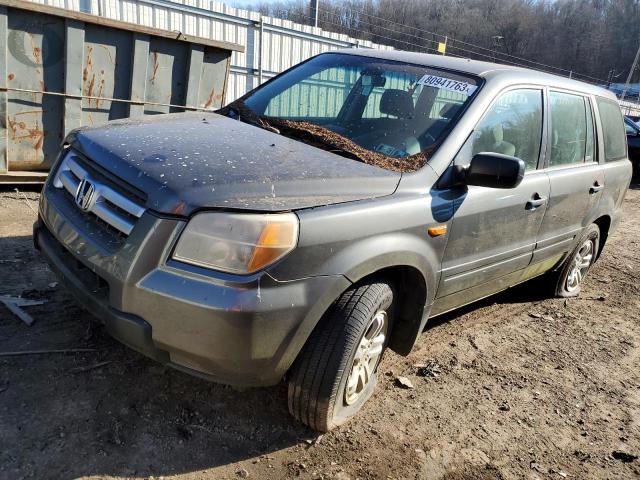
[[258, 18, 263, 85], [0, 6, 7, 173]]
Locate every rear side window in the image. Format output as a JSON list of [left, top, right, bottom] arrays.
[[549, 91, 592, 166], [455, 89, 543, 171], [596, 98, 627, 161]]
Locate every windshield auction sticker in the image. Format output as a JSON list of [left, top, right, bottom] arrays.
[[417, 74, 478, 96]]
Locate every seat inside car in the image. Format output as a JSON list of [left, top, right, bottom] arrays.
[[490, 124, 516, 156], [355, 89, 422, 155], [471, 122, 517, 159]]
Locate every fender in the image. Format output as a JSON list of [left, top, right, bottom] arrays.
[[268, 193, 452, 356]]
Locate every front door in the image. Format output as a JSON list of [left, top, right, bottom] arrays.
[[434, 88, 549, 313], [533, 91, 604, 265]]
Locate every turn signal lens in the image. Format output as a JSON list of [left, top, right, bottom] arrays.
[[173, 212, 299, 274]]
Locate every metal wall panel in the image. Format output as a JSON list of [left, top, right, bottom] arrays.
[[28, 0, 394, 107], [0, 0, 240, 178]]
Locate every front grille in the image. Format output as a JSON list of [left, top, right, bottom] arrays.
[[53, 151, 146, 236]]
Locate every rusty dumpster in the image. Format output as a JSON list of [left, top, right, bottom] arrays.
[[0, 0, 243, 183]]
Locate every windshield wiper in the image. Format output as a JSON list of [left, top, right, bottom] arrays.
[[220, 102, 281, 134]]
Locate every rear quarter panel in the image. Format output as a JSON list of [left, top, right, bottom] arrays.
[[600, 160, 633, 233]]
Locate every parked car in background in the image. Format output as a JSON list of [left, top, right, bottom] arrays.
[[625, 114, 640, 125], [34, 50, 632, 431], [625, 116, 640, 178]]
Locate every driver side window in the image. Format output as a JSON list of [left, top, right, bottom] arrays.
[[455, 89, 543, 170]]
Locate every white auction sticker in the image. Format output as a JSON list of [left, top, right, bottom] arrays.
[[417, 74, 478, 96]]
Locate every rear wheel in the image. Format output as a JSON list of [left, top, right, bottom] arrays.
[[287, 281, 393, 432], [553, 224, 600, 297]]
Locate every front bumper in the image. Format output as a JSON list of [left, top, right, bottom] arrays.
[[35, 185, 350, 386]]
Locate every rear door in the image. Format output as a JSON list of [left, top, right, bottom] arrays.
[[533, 91, 604, 265], [436, 88, 550, 301]]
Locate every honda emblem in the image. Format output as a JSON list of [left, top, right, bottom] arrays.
[[75, 178, 95, 211]]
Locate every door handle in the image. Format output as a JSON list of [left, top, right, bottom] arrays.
[[526, 194, 547, 210], [589, 181, 604, 194]]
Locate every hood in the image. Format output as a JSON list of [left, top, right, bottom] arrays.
[[69, 112, 401, 215]]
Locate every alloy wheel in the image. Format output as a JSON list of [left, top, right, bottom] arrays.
[[566, 238, 595, 293], [344, 310, 387, 406]]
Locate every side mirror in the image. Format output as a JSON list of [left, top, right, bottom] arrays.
[[465, 152, 525, 189]]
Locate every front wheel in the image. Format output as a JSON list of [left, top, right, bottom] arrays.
[[287, 281, 393, 432], [553, 223, 600, 297]]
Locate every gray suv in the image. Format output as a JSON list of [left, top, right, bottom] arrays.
[[34, 50, 632, 431]]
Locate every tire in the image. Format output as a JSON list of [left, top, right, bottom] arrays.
[[287, 281, 394, 432], [552, 223, 600, 298]]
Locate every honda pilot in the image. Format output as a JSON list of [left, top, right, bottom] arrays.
[[34, 50, 632, 431]]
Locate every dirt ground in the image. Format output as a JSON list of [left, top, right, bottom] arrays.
[[1, 185, 639, 480]]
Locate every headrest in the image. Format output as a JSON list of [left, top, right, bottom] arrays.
[[439, 103, 461, 119], [380, 89, 415, 119], [492, 123, 504, 143]]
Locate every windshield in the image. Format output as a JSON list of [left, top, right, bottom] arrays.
[[229, 53, 480, 172]]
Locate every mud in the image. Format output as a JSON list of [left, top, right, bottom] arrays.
[[1, 186, 639, 479]]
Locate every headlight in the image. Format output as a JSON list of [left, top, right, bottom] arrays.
[[172, 212, 299, 274]]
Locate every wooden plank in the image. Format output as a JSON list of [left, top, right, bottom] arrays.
[[0, 170, 48, 183], [0, 0, 244, 53]]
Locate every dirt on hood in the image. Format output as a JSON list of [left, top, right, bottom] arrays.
[[218, 101, 432, 173]]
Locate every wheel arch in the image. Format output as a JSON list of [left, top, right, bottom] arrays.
[[346, 264, 430, 356], [593, 214, 611, 260]]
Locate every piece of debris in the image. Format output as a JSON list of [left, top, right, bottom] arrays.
[[333, 472, 351, 480], [0, 295, 46, 326], [236, 468, 250, 478], [587, 295, 607, 301], [14, 188, 37, 214], [612, 451, 638, 463], [528, 312, 543, 318], [498, 401, 511, 412], [48, 282, 59, 289], [305, 434, 324, 447], [414, 360, 441, 378], [69, 361, 112, 374], [395, 376, 414, 389], [530, 461, 543, 473]]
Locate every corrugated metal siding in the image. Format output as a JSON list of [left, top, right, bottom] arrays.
[[28, 0, 394, 103]]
